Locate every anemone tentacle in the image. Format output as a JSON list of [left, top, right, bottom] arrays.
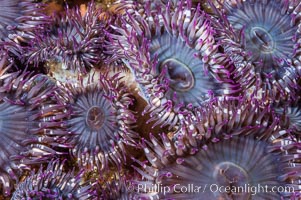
[[131, 99, 301, 199], [107, 0, 240, 130], [27, 2, 105, 74], [59, 72, 138, 172], [113, 0, 178, 15], [275, 98, 301, 138], [208, 0, 301, 101], [12, 159, 98, 200], [0, 0, 50, 40], [177, 98, 278, 147], [100, 174, 134, 200], [0, 0, 50, 58], [0, 57, 71, 196]]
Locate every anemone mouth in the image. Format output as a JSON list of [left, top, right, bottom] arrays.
[[107, 0, 240, 129], [133, 99, 300, 199], [86, 105, 106, 131], [160, 58, 195, 92], [225, 0, 298, 73], [64, 73, 137, 171], [213, 161, 249, 188], [69, 89, 118, 152], [249, 26, 275, 53], [149, 33, 221, 106], [157, 137, 281, 199]]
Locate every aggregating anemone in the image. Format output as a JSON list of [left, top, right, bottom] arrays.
[[107, 0, 240, 129], [0, 0, 50, 58], [59, 72, 138, 172], [0, 0, 300, 199], [0, 0, 49, 41], [12, 159, 98, 200], [209, 0, 301, 100], [99, 173, 134, 200], [0, 56, 70, 196], [27, 1, 105, 74], [131, 99, 301, 199], [275, 98, 301, 138]]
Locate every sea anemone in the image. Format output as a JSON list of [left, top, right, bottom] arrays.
[[0, 0, 50, 58], [208, 0, 301, 100], [100, 174, 134, 200], [113, 0, 178, 14], [0, 57, 71, 196], [0, 0, 49, 40], [107, 0, 239, 129], [178, 98, 277, 146], [275, 99, 301, 137], [27, 2, 105, 74], [131, 99, 301, 199], [59, 72, 138, 172], [12, 159, 98, 200]]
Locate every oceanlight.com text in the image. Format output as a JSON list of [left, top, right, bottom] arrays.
[[135, 183, 294, 196]]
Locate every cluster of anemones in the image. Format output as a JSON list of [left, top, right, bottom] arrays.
[[0, 0, 51, 58], [131, 98, 301, 199], [26, 1, 106, 74], [57, 72, 138, 172], [208, 0, 301, 101], [0, 55, 71, 196], [0, 0, 300, 199], [12, 159, 98, 200], [107, 0, 241, 131]]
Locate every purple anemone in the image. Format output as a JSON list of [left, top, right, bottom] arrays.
[[107, 0, 239, 129], [209, 0, 301, 100], [113, 0, 178, 13], [12, 159, 98, 200], [27, 2, 105, 74], [131, 99, 301, 199], [275, 99, 301, 137], [100, 174, 134, 200], [0, 0, 49, 40], [178, 98, 277, 146], [0, 57, 71, 196], [59, 72, 137, 172], [0, 0, 50, 57]]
